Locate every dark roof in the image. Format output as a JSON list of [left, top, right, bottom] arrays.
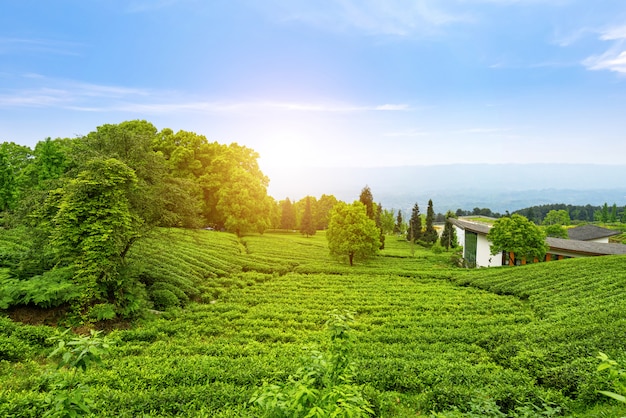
[[449, 217, 626, 256], [567, 225, 620, 241], [448, 218, 491, 235], [547, 237, 626, 256]]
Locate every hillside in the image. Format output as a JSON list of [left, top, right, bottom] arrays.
[[1, 229, 626, 417]]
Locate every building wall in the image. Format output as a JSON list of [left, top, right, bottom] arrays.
[[454, 225, 466, 258], [588, 237, 610, 244], [476, 234, 503, 267], [454, 225, 503, 268]]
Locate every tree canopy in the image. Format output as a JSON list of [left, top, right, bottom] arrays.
[[422, 199, 438, 245], [440, 211, 458, 250], [327, 201, 380, 266], [487, 214, 549, 263], [0, 120, 274, 317], [407, 203, 422, 243]]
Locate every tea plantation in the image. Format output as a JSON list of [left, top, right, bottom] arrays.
[[1, 229, 626, 417]]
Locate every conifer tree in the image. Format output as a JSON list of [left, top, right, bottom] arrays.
[[280, 198, 297, 230], [394, 210, 403, 234], [440, 211, 458, 249], [375, 203, 385, 250], [359, 186, 375, 220], [423, 199, 438, 245], [407, 203, 422, 243], [300, 196, 316, 237]]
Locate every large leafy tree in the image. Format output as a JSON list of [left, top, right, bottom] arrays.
[[0, 142, 34, 213], [314, 194, 338, 230], [380, 208, 396, 235], [543, 209, 570, 238], [327, 201, 380, 266], [217, 168, 271, 236], [487, 214, 549, 263], [0, 148, 17, 213], [422, 199, 438, 245], [198, 142, 270, 233], [407, 203, 422, 243], [543, 209, 570, 226], [45, 158, 143, 312]]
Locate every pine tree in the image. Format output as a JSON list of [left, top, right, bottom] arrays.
[[375, 203, 385, 249], [280, 198, 297, 230], [359, 186, 375, 220], [300, 196, 316, 237], [423, 199, 438, 245], [394, 210, 403, 234], [440, 211, 458, 249], [407, 203, 422, 243]]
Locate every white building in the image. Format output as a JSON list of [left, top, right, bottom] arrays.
[[448, 218, 626, 268]]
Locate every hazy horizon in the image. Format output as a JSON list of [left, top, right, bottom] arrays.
[[3, 1, 626, 194]]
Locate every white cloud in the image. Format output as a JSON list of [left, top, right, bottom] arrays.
[[584, 48, 626, 74], [600, 25, 626, 41], [269, 0, 471, 38], [0, 37, 81, 56], [581, 25, 626, 74], [0, 74, 411, 114]]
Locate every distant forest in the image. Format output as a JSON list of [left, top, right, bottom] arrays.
[[513, 203, 624, 224], [452, 203, 625, 225]]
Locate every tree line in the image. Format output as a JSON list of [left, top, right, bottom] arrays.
[[0, 120, 461, 317], [514, 203, 625, 224], [0, 120, 277, 319]]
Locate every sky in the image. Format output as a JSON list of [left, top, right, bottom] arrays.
[[2, 0, 626, 199]]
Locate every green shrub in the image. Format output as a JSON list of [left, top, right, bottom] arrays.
[[0, 334, 32, 361], [151, 289, 180, 310], [87, 303, 117, 322]]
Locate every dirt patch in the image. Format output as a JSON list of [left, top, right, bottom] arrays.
[[3, 305, 68, 327]]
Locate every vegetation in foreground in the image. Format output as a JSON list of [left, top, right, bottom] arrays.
[[1, 228, 626, 417]]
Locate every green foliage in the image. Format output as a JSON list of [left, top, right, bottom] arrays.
[[380, 208, 396, 235], [423, 199, 438, 245], [300, 196, 316, 237], [280, 198, 297, 230], [542, 210, 570, 226], [314, 194, 338, 230], [250, 311, 373, 418], [0, 267, 81, 309], [408, 202, 422, 242], [4, 216, 626, 417], [151, 289, 180, 310], [44, 329, 112, 417], [487, 214, 549, 262], [597, 352, 626, 404], [543, 224, 568, 238], [440, 211, 459, 250], [394, 209, 405, 235], [359, 186, 375, 221], [327, 202, 381, 266]]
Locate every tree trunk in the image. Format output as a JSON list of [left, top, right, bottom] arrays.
[[349, 252, 354, 266]]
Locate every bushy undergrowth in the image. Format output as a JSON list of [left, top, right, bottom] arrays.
[[2, 229, 626, 416]]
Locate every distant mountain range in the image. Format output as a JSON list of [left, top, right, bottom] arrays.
[[266, 164, 626, 214]]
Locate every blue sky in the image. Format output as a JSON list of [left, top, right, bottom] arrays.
[[2, 0, 626, 196]]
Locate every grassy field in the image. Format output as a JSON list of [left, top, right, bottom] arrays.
[[1, 229, 626, 417]]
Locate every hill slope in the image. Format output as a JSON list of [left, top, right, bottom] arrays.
[[1, 230, 626, 417]]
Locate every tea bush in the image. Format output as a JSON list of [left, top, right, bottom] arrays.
[[2, 229, 626, 416]]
